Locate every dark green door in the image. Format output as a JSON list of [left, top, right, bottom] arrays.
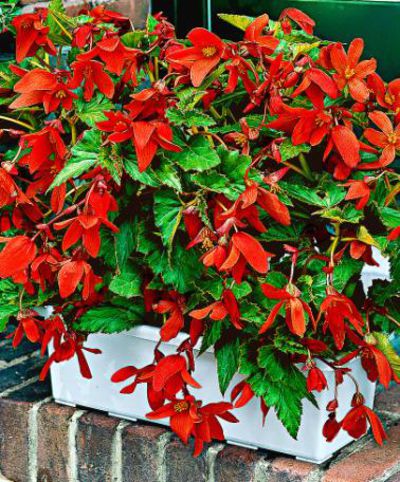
[[152, 0, 400, 81]]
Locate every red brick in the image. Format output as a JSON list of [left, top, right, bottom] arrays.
[[323, 423, 400, 482], [165, 437, 208, 482], [375, 385, 400, 417], [37, 403, 76, 482], [269, 457, 318, 482], [122, 424, 169, 482], [0, 399, 32, 482], [76, 412, 119, 482], [214, 445, 260, 482]]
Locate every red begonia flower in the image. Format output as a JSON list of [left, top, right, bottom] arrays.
[[167, 28, 225, 87]]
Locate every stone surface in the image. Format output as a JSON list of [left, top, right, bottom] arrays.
[[165, 437, 209, 482], [0, 355, 42, 393], [214, 445, 260, 482], [376, 385, 400, 417], [0, 399, 32, 482], [37, 403, 76, 482], [323, 423, 400, 482], [76, 412, 120, 482], [122, 423, 169, 482], [269, 457, 318, 482]]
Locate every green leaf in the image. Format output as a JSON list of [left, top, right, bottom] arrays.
[[372, 332, 400, 377], [217, 13, 254, 31], [319, 204, 364, 224], [0, 305, 18, 332], [150, 242, 203, 293], [167, 108, 216, 128], [192, 171, 237, 199], [216, 338, 240, 394], [153, 190, 183, 247], [74, 305, 143, 334], [115, 222, 136, 270], [49, 130, 100, 188], [124, 155, 160, 187], [279, 139, 311, 162], [75, 94, 113, 127], [200, 321, 223, 354], [124, 155, 182, 191], [281, 182, 324, 207], [219, 147, 250, 182], [109, 272, 142, 298], [167, 136, 221, 172], [379, 207, 400, 229]]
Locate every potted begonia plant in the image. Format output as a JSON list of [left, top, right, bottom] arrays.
[[0, 0, 399, 463]]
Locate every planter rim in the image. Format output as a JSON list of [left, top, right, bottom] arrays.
[[102, 324, 360, 372]]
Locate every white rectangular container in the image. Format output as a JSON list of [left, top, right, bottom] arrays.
[[50, 325, 376, 463]]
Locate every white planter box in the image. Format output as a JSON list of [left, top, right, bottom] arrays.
[[50, 325, 376, 464]]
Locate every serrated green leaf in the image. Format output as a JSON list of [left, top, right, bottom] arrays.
[[279, 139, 311, 162], [74, 305, 143, 333], [109, 272, 142, 298], [75, 94, 113, 127], [167, 108, 216, 128], [379, 207, 400, 229], [167, 136, 221, 172], [49, 129, 100, 188], [217, 13, 254, 31], [216, 338, 240, 394], [153, 190, 183, 247]]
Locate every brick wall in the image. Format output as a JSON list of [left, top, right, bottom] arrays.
[[0, 325, 399, 482]]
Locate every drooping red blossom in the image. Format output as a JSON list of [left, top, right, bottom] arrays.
[[19, 125, 67, 174], [343, 179, 371, 210], [368, 73, 400, 121], [279, 8, 315, 35], [342, 403, 387, 445], [220, 232, 273, 283], [153, 291, 186, 341], [40, 328, 101, 381], [237, 180, 291, 226], [57, 258, 102, 300], [70, 59, 115, 101], [230, 380, 270, 423], [167, 28, 225, 87], [77, 37, 129, 75], [318, 289, 364, 349], [31, 247, 63, 291], [306, 366, 328, 392], [54, 212, 119, 258], [147, 394, 237, 454], [388, 226, 400, 241], [0, 236, 37, 279], [12, 12, 56, 63], [360, 110, 400, 169], [142, 354, 201, 396], [98, 114, 181, 172], [259, 283, 315, 337], [330, 38, 376, 103], [8, 309, 42, 348], [10, 69, 77, 113], [243, 14, 279, 56], [189, 289, 243, 330]]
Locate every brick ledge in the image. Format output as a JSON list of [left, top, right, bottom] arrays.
[[0, 328, 399, 482]]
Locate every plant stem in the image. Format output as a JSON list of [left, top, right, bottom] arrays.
[[0, 115, 35, 131], [298, 153, 313, 181], [48, 11, 73, 40]]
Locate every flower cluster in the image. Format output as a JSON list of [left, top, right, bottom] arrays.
[[0, 2, 399, 455]]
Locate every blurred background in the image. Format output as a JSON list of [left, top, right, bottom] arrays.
[[2, 0, 400, 79], [152, 0, 400, 81]]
